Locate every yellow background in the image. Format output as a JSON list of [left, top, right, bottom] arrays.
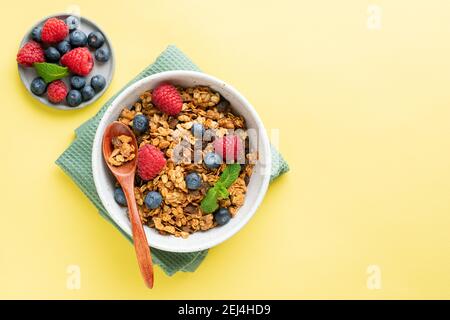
[[1, 0, 449, 299]]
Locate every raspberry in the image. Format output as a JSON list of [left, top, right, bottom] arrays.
[[47, 80, 67, 103], [213, 135, 244, 162], [152, 83, 183, 116], [16, 41, 45, 67], [137, 144, 166, 180], [41, 18, 69, 43], [60, 47, 94, 76]]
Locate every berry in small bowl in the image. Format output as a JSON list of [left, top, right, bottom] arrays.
[[67, 89, 83, 107], [17, 13, 114, 110], [87, 31, 105, 49], [69, 30, 87, 47], [81, 85, 96, 101], [70, 76, 86, 90], [44, 47, 60, 62], [95, 47, 110, 62], [91, 75, 106, 92], [56, 41, 71, 55]]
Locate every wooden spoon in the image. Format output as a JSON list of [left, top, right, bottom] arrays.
[[102, 121, 154, 288]]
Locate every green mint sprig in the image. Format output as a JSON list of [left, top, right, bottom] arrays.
[[200, 164, 241, 214], [33, 62, 69, 83]]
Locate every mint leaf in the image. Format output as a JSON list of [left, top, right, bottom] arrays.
[[200, 164, 242, 214], [215, 182, 229, 199], [217, 163, 241, 188], [33, 63, 69, 83], [200, 188, 219, 213]]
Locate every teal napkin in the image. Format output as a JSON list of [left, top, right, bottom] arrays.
[[56, 46, 289, 276]]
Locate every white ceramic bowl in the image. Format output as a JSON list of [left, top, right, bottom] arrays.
[[92, 71, 271, 252]]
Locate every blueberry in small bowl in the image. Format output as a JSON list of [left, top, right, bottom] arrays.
[[81, 85, 95, 101], [69, 30, 87, 47], [87, 31, 105, 49], [31, 26, 42, 42], [44, 47, 60, 62], [30, 77, 47, 96], [91, 75, 106, 92], [56, 40, 71, 55], [70, 76, 86, 90], [65, 16, 80, 32], [67, 89, 83, 107], [95, 47, 110, 62]]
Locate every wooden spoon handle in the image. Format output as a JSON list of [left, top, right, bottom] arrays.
[[122, 178, 154, 288]]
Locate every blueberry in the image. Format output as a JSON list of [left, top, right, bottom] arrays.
[[191, 123, 205, 137], [87, 31, 105, 49], [56, 40, 71, 55], [133, 114, 149, 134], [185, 172, 202, 190], [81, 85, 95, 101], [70, 76, 86, 90], [66, 90, 83, 107], [203, 152, 222, 169], [114, 187, 127, 206], [31, 26, 42, 42], [90, 75, 106, 92], [214, 208, 231, 225], [44, 47, 60, 62], [216, 98, 230, 113], [144, 191, 163, 209], [65, 16, 80, 32], [95, 47, 110, 62], [30, 77, 47, 96], [69, 30, 87, 47]]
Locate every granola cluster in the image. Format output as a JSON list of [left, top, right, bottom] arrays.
[[115, 86, 255, 238], [107, 135, 136, 166]]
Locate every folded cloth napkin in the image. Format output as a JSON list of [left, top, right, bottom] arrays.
[[56, 45, 289, 276]]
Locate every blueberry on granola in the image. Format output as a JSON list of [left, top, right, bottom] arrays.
[[132, 114, 149, 134], [87, 31, 105, 49], [114, 187, 127, 206], [186, 172, 202, 190], [44, 47, 60, 62], [95, 47, 110, 62], [56, 40, 71, 55], [66, 89, 83, 107], [144, 191, 163, 209], [191, 123, 205, 137], [204, 152, 222, 169], [91, 75, 106, 92], [31, 26, 42, 42], [81, 85, 95, 101], [65, 16, 80, 32], [216, 98, 230, 113], [30, 77, 47, 96], [69, 30, 87, 47], [70, 76, 86, 90], [214, 208, 231, 225]]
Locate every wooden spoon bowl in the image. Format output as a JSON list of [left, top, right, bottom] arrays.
[[102, 121, 154, 288]]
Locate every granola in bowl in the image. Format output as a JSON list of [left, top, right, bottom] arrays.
[[113, 84, 256, 238], [93, 70, 271, 252]]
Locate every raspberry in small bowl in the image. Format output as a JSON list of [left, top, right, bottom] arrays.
[[17, 13, 114, 110]]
